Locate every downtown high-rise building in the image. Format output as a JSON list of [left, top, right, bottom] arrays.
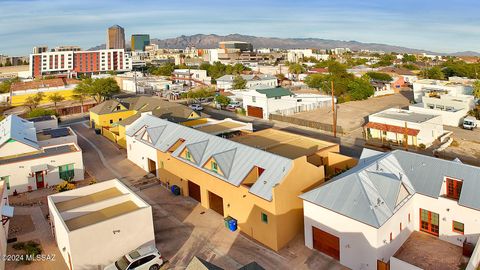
[[107, 25, 125, 49], [131, 34, 150, 51]]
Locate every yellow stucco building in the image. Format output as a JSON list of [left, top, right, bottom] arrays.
[[89, 96, 208, 147], [126, 114, 356, 251]]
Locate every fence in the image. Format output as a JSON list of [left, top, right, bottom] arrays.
[[269, 113, 344, 134], [271, 100, 330, 116]]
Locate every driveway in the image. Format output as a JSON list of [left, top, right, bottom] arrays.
[[69, 122, 347, 270]]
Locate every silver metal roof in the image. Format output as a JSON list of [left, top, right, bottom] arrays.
[[126, 114, 293, 201], [0, 115, 38, 150], [301, 149, 480, 228]]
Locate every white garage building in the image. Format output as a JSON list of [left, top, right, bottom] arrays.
[[48, 179, 156, 270], [301, 149, 480, 270]]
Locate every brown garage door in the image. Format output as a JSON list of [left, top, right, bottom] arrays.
[[247, 106, 263, 118], [208, 191, 224, 216], [188, 181, 201, 203], [312, 227, 340, 260]]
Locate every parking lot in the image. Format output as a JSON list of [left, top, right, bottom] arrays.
[[290, 91, 412, 133], [69, 122, 347, 270]]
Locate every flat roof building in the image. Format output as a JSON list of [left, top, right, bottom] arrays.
[[107, 25, 125, 50], [48, 179, 155, 270], [131, 34, 150, 51]]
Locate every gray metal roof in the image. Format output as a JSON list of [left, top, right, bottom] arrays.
[[300, 149, 480, 228], [0, 115, 39, 150], [126, 114, 293, 201]]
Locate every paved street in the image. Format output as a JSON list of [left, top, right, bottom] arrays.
[[70, 122, 347, 270]]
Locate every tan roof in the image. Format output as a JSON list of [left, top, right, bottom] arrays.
[[11, 78, 80, 91], [55, 187, 123, 212], [194, 121, 245, 134], [64, 200, 139, 231], [229, 129, 335, 159]]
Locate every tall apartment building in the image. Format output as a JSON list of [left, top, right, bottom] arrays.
[[107, 25, 125, 49], [131, 34, 150, 51], [29, 49, 132, 78], [33, 46, 48, 54]]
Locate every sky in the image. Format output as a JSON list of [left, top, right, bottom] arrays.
[[1, 0, 479, 56]]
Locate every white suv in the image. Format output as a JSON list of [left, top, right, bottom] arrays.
[[104, 245, 164, 270], [189, 104, 204, 111]]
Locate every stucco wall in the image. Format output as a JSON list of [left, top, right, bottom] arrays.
[[0, 145, 84, 195], [0, 141, 38, 158]]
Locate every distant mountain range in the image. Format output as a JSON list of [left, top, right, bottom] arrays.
[[88, 34, 480, 56]]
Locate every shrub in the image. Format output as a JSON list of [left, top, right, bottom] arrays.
[[418, 143, 426, 149], [12, 241, 42, 264], [56, 181, 76, 192], [450, 140, 460, 147], [26, 108, 56, 118]]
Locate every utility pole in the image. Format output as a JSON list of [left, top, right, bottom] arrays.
[[331, 80, 336, 138]]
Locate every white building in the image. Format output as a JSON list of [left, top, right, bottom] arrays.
[[172, 69, 211, 86], [216, 74, 277, 90], [48, 179, 155, 270], [239, 87, 332, 119], [0, 180, 13, 270], [364, 108, 444, 147], [0, 115, 84, 195], [29, 48, 132, 78], [413, 79, 473, 103], [301, 149, 480, 270], [371, 81, 394, 97], [287, 49, 329, 63], [409, 92, 476, 127]]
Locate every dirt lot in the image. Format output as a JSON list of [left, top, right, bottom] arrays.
[[290, 91, 412, 133]]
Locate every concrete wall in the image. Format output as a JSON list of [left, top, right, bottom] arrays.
[[390, 257, 422, 270], [32, 117, 58, 131], [0, 144, 84, 195], [126, 135, 158, 175], [89, 110, 135, 129], [409, 104, 468, 127], [466, 241, 480, 270], [303, 201, 379, 270], [68, 207, 155, 270]]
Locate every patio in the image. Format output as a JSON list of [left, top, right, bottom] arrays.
[[393, 231, 467, 270]]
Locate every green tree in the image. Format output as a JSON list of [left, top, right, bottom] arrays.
[[373, 54, 396, 67], [348, 78, 375, 100], [473, 80, 480, 99], [149, 63, 175, 76], [48, 92, 65, 109], [74, 77, 120, 103], [288, 63, 305, 81], [305, 74, 328, 90], [426, 66, 445, 80], [0, 77, 20, 93], [365, 72, 393, 82], [26, 108, 56, 118], [215, 95, 231, 107], [232, 75, 247, 89], [402, 54, 417, 63], [24, 93, 43, 111], [4, 59, 12, 67]]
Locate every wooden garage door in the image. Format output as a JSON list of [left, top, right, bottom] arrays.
[[312, 227, 340, 260], [188, 181, 201, 202], [208, 191, 224, 216], [247, 106, 263, 118]]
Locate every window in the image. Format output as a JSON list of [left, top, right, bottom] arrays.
[[261, 212, 268, 224], [408, 213, 411, 223], [453, 221, 464, 234], [0, 176, 10, 190], [400, 222, 402, 231], [109, 119, 114, 124], [211, 161, 218, 172], [186, 150, 191, 161], [119, 118, 122, 121], [59, 164, 74, 181], [116, 105, 121, 110], [252, 96, 256, 102], [390, 232, 393, 242], [446, 178, 462, 200]]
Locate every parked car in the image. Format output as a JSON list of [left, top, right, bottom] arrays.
[[226, 104, 240, 111], [189, 104, 203, 111], [104, 245, 163, 270], [463, 116, 477, 130]]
